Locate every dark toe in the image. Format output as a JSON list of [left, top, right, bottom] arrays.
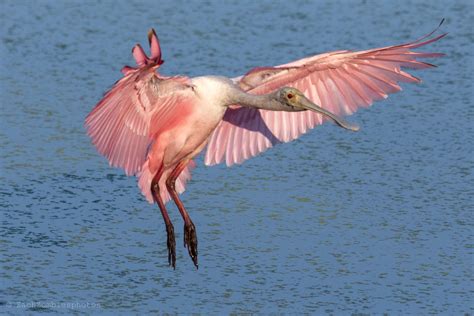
[[184, 222, 198, 268], [166, 224, 176, 269]]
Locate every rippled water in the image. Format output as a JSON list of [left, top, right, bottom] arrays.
[[1, 0, 473, 314]]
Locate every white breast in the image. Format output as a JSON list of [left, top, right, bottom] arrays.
[[191, 76, 237, 109]]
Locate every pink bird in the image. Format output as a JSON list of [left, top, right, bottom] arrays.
[[85, 22, 445, 269]]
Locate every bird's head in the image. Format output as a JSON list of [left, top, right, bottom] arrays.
[[277, 87, 360, 132], [278, 87, 308, 109]]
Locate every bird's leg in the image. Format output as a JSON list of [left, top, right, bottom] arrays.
[[166, 160, 198, 269], [151, 168, 176, 269]]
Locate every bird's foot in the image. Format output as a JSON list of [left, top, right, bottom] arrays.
[[165, 223, 176, 269], [184, 221, 198, 269]]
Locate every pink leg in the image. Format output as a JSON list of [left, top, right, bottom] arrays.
[[166, 160, 198, 269], [151, 167, 176, 269]]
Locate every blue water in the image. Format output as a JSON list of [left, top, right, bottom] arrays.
[[1, 0, 473, 314]]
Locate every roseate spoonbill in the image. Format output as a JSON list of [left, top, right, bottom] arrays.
[[85, 22, 445, 269]]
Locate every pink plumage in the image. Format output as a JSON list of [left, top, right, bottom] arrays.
[[85, 33, 196, 204], [85, 24, 445, 268], [205, 32, 446, 166]]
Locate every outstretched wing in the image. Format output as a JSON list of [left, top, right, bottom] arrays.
[[86, 28, 199, 205], [85, 66, 194, 176], [205, 26, 446, 166]]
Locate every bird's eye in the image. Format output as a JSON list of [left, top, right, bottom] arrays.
[[287, 93, 294, 99]]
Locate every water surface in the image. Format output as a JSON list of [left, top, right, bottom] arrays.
[[1, 0, 473, 314]]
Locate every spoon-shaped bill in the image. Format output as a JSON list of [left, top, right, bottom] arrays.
[[298, 95, 360, 132]]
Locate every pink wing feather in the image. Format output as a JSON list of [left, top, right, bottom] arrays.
[[85, 68, 196, 203], [85, 67, 194, 176], [86, 29, 198, 204], [205, 28, 446, 166]]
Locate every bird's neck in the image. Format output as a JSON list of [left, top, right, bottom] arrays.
[[226, 86, 290, 111]]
